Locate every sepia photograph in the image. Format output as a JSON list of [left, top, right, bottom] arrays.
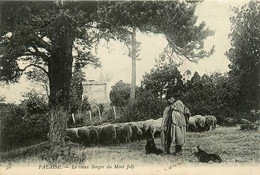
[[0, 0, 259, 175]]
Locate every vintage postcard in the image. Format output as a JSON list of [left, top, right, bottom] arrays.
[[0, 0, 259, 175]]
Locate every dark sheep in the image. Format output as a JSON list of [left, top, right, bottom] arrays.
[[89, 127, 99, 147], [111, 124, 123, 144], [121, 124, 132, 143], [78, 128, 91, 146], [98, 125, 117, 145], [131, 124, 143, 142], [115, 126, 124, 144]]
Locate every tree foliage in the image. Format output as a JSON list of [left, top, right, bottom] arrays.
[[116, 90, 167, 122], [96, 1, 214, 61], [226, 1, 260, 112], [109, 80, 139, 107], [141, 62, 183, 99], [0, 91, 49, 151]]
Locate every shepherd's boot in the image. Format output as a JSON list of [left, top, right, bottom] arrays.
[[164, 142, 171, 155], [174, 145, 183, 155]]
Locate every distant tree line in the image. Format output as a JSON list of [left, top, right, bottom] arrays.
[[110, 61, 258, 124]]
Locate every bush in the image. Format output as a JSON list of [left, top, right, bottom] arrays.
[[110, 80, 140, 107], [0, 91, 49, 152], [240, 123, 258, 131], [101, 106, 115, 122], [114, 90, 167, 122]]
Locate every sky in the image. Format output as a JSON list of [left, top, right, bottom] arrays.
[[0, 0, 249, 103]]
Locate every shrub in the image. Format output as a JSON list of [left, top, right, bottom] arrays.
[[110, 80, 141, 107], [114, 90, 167, 122], [0, 91, 49, 152], [240, 123, 258, 131]]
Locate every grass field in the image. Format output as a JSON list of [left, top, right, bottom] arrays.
[[1, 126, 259, 169]]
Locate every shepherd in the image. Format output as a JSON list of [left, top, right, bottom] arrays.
[[161, 96, 191, 155]]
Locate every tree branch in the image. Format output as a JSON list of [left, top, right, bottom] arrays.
[[32, 32, 52, 51], [24, 47, 50, 62], [19, 64, 49, 76]]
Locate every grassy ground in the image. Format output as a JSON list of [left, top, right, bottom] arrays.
[[0, 126, 259, 168]]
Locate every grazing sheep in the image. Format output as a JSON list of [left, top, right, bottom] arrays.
[[121, 124, 132, 143], [125, 122, 136, 126], [98, 125, 117, 145], [193, 115, 206, 131], [66, 128, 80, 143], [115, 126, 124, 144], [110, 124, 124, 144], [156, 117, 162, 123], [145, 119, 157, 127], [188, 116, 199, 132], [148, 122, 161, 139], [78, 128, 91, 146], [212, 116, 217, 129], [203, 115, 215, 131], [131, 124, 143, 142], [135, 121, 148, 139], [93, 126, 102, 133], [89, 127, 99, 147]]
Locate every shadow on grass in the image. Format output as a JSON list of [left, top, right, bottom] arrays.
[[0, 141, 87, 164]]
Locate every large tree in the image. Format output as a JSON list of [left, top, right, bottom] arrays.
[[226, 1, 260, 112], [0, 1, 214, 149], [0, 1, 100, 149]]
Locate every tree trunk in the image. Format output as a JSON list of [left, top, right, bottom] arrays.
[[48, 16, 74, 149], [130, 28, 137, 102]]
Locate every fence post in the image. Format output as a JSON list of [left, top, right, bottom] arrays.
[[89, 110, 93, 126], [113, 106, 117, 120], [72, 113, 75, 123], [97, 106, 102, 121]]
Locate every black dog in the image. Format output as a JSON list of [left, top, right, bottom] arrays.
[[145, 138, 164, 155], [193, 146, 222, 163]]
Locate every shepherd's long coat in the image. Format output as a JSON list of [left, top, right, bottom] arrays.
[[161, 100, 191, 147]]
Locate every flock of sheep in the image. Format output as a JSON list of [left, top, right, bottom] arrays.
[[66, 115, 217, 146], [188, 115, 217, 132]]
